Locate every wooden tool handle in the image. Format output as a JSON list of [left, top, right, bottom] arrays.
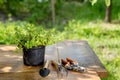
[[66, 58, 74, 62], [61, 59, 68, 65], [51, 60, 59, 70], [44, 60, 50, 68], [66, 58, 78, 65]]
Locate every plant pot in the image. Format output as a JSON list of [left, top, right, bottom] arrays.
[[23, 46, 45, 66]]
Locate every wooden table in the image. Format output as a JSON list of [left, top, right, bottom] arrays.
[[0, 40, 108, 80]]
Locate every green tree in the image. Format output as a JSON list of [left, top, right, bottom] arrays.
[[51, 0, 55, 25], [105, 0, 112, 22], [90, 0, 112, 23], [0, 0, 24, 15]]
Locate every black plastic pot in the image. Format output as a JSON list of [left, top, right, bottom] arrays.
[[23, 46, 45, 66]]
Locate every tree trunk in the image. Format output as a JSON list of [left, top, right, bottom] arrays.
[[105, 0, 112, 23], [51, 0, 55, 25], [6, 0, 10, 13]]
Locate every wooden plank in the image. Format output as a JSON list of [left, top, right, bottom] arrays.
[[0, 61, 41, 73], [0, 58, 101, 80], [0, 64, 101, 80], [0, 60, 100, 80], [45, 40, 108, 78], [65, 40, 108, 78], [0, 71, 100, 80], [0, 40, 108, 80]]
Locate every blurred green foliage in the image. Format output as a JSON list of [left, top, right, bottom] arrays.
[[0, 0, 120, 24], [0, 0, 63, 24]]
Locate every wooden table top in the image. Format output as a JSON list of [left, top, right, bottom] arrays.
[[0, 40, 108, 80]]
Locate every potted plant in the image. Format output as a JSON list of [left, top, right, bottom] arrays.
[[15, 23, 56, 66]]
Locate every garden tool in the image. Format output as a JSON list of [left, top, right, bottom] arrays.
[[55, 44, 68, 79], [62, 58, 87, 73], [51, 60, 68, 79], [66, 58, 78, 65], [39, 60, 50, 77]]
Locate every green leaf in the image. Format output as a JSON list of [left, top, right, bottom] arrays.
[[89, 0, 97, 6], [0, 0, 6, 4], [105, 0, 111, 6]]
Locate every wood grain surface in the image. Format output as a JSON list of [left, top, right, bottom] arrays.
[[0, 40, 108, 80]]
